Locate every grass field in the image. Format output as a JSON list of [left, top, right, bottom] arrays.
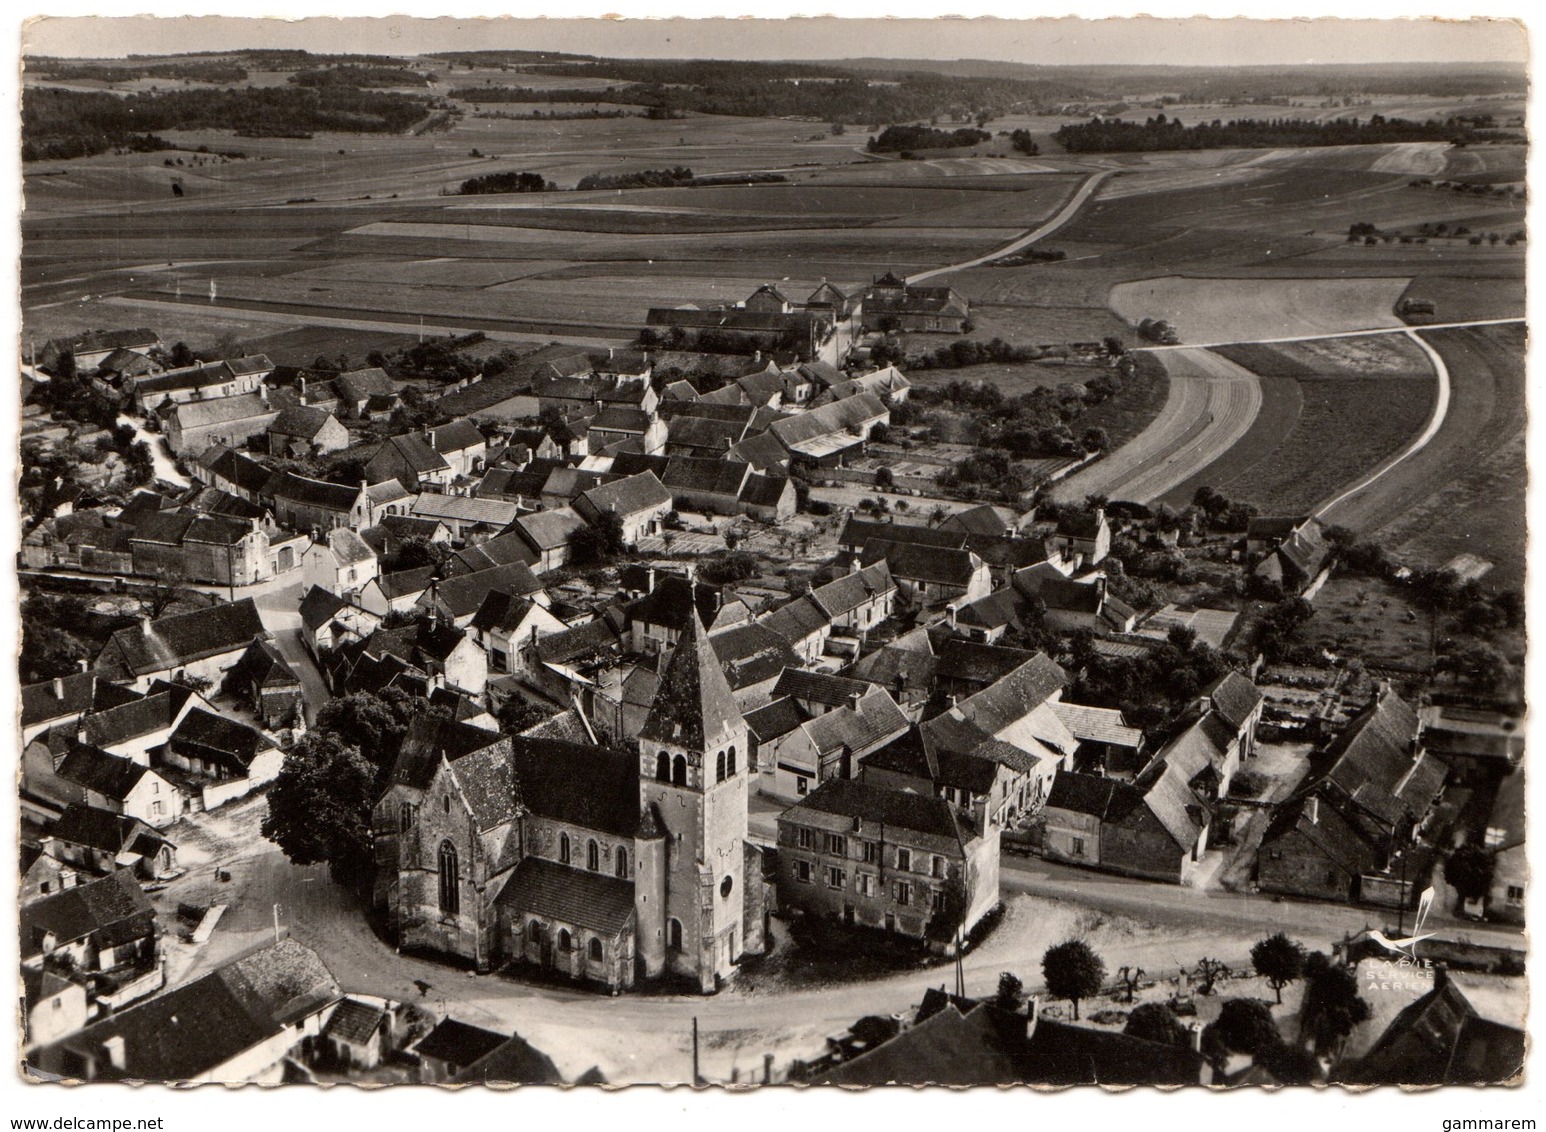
[[1305, 574, 1434, 673], [1224, 376, 1436, 514], [1109, 275, 1410, 343], [1075, 352, 1171, 451], [1158, 373, 1303, 508], [1213, 334, 1432, 379]]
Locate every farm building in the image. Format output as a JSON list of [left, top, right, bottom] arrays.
[[161, 391, 279, 456], [862, 273, 970, 334]]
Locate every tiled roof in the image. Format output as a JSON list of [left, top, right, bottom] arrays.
[[773, 668, 871, 707], [334, 367, 396, 403], [100, 599, 264, 676], [767, 392, 886, 449], [1037, 576, 1103, 614], [376, 433, 449, 475], [810, 561, 895, 619], [168, 392, 276, 430], [268, 404, 336, 440], [426, 561, 543, 617], [421, 419, 485, 453], [470, 590, 539, 635], [744, 697, 809, 742], [373, 566, 436, 600], [56, 743, 155, 801], [640, 608, 741, 751], [1050, 702, 1143, 749], [803, 686, 909, 757], [933, 639, 1036, 686], [325, 998, 386, 1046], [494, 856, 636, 935], [453, 1033, 565, 1085], [707, 622, 802, 692], [413, 1018, 511, 1069], [171, 708, 276, 768], [410, 493, 522, 527], [740, 473, 793, 509], [49, 804, 165, 857], [20, 867, 153, 956], [22, 671, 141, 729], [850, 639, 937, 694], [957, 589, 1028, 632], [269, 471, 359, 512], [78, 688, 186, 748], [449, 529, 540, 574], [1324, 687, 1432, 826], [629, 574, 720, 632], [862, 540, 981, 587], [786, 777, 973, 842], [952, 654, 1067, 734], [1205, 670, 1263, 731], [727, 430, 789, 472], [198, 445, 278, 496], [515, 506, 587, 551], [760, 596, 831, 644], [579, 471, 672, 518], [662, 455, 750, 496], [940, 504, 1019, 538], [820, 1002, 1018, 1087]]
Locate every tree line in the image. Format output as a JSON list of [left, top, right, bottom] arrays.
[[23, 85, 431, 161], [457, 170, 555, 195], [867, 124, 990, 153], [290, 65, 431, 88], [1053, 112, 1487, 154], [576, 166, 694, 191]]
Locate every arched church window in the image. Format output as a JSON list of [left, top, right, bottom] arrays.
[[589, 937, 603, 962], [716, 751, 726, 783], [668, 918, 682, 951], [437, 841, 459, 916], [616, 847, 629, 878], [672, 755, 687, 787], [587, 839, 599, 871], [655, 751, 670, 782], [559, 833, 571, 864], [727, 746, 737, 775]]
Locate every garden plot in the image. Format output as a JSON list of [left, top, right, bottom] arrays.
[[1109, 275, 1411, 344]]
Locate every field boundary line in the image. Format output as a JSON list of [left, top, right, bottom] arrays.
[[1314, 329, 1451, 521], [906, 170, 1113, 284], [1136, 316, 1523, 352]]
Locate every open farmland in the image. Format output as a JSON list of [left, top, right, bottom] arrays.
[[1108, 275, 1410, 343]]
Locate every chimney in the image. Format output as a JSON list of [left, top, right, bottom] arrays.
[[427, 430, 437, 451], [1188, 1021, 1205, 1053], [258, 385, 268, 405], [53, 676, 64, 699], [297, 376, 306, 398], [848, 554, 861, 576], [946, 694, 958, 710], [1307, 797, 1319, 825], [646, 566, 657, 594], [78, 658, 90, 674], [945, 604, 957, 629], [848, 689, 863, 712], [102, 1035, 126, 1071]]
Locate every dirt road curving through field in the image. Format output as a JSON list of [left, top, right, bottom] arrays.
[[1314, 329, 1451, 525], [1052, 348, 1262, 504], [906, 170, 1112, 285]]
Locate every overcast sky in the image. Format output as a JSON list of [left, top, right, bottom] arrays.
[[22, 8, 1528, 67]]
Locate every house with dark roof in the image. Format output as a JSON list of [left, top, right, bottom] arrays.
[[20, 869, 159, 998], [267, 404, 349, 458], [1246, 515, 1331, 596], [44, 803, 178, 881], [1049, 506, 1111, 568], [1481, 770, 1525, 925], [1259, 686, 1446, 906], [32, 939, 341, 1085], [738, 472, 797, 523], [359, 566, 437, 618], [416, 561, 546, 628], [804, 989, 1207, 1086], [161, 707, 284, 810], [861, 273, 970, 334], [1336, 968, 1523, 1085], [470, 590, 568, 676], [445, 527, 541, 576], [408, 492, 523, 542], [768, 392, 889, 467], [810, 560, 896, 635], [333, 367, 399, 418], [413, 419, 489, 479], [511, 506, 589, 574], [227, 637, 306, 729], [21, 671, 142, 744], [162, 390, 280, 456], [757, 683, 909, 799], [848, 629, 937, 712], [760, 596, 833, 664], [412, 1018, 563, 1084], [776, 776, 998, 945], [863, 539, 991, 608], [94, 599, 267, 691], [574, 471, 673, 547], [54, 742, 179, 829], [40, 327, 161, 374], [301, 526, 378, 598], [365, 433, 453, 490], [1038, 764, 1211, 883]]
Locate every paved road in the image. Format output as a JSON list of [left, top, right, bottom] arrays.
[[1136, 316, 1525, 353], [906, 170, 1113, 285], [268, 628, 331, 726]]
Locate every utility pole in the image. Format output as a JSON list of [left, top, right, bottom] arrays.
[[692, 1016, 701, 1088]]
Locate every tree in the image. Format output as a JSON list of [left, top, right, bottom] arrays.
[[139, 566, 192, 620], [1042, 939, 1106, 1020], [1208, 998, 1281, 1059], [1081, 426, 1109, 453], [569, 510, 628, 566], [1117, 965, 1145, 1004], [995, 971, 1025, 1011], [1251, 933, 1307, 1004], [496, 698, 553, 734], [1124, 1002, 1189, 1047], [313, 688, 435, 772], [1193, 957, 1230, 995], [1444, 843, 1496, 905], [1298, 953, 1372, 1055], [391, 535, 442, 572], [261, 731, 377, 888]]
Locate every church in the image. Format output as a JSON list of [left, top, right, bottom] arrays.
[[372, 609, 766, 993]]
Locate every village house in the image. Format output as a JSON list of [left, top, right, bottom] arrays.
[[511, 507, 589, 574], [43, 804, 178, 881], [1051, 701, 1147, 778], [417, 562, 547, 629], [226, 638, 306, 729], [366, 433, 453, 491], [412, 419, 490, 478], [21, 671, 144, 745], [266, 404, 350, 458], [760, 596, 833, 664], [776, 777, 998, 945], [94, 599, 267, 691], [768, 392, 890, 467], [127, 355, 271, 415], [862, 273, 970, 334], [51, 740, 179, 829], [299, 586, 381, 657], [407, 493, 523, 543], [470, 590, 568, 675], [301, 526, 379, 598], [332, 368, 399, 419], [445, 528, 541, 575], [1246, 515, 1331, 596], [756, 679, 909, 799], [809, 560, 897, 636], [160, 708, 285, 810], [269, 473, 408, 533], [1037, 764, 1211, 884], [1049, 507, 1112, 568], [40, 328, 161, 374], [161, 389, 279, 456], [864, 539, 992, 608], [359, 566, 437, 618], [22, 967, 90, 1052], [1258, 686, 1448, 906], [20, 869, 160, 1012], [574, 472, 673, 548], [32, 940, 340, 1085]]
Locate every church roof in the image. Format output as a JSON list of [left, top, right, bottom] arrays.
[[639, 608, 741, 752]]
